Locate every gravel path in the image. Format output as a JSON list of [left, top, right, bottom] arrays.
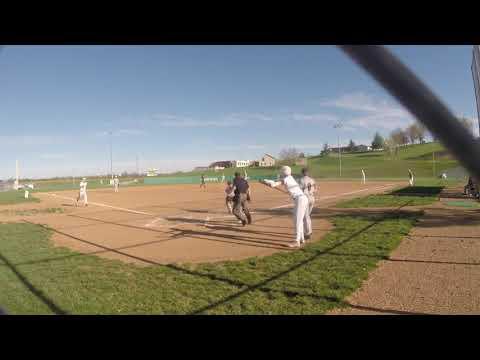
[[329, 191, 480, 315]]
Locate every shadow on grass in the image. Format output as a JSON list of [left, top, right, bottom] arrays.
[[187, 204, 418, 315], [0, 250, 67, 315], [389, 186, 444, 197]]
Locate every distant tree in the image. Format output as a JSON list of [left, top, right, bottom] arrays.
[[347, 139, 356, 152], [383, 137, 395, 158], [406, 123, 421, 144], [371, 132, 385, 150], [417, 122, 427, 143], [278, 147, 300, 164], [390, 128, 409, 146], [320, 143, 329, 157]]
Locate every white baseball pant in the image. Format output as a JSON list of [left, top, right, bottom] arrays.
[[293, 194, 311, 243]]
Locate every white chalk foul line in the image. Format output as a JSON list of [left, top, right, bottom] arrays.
[[42, 193, 155, 216], [269, 184, 396, 210]]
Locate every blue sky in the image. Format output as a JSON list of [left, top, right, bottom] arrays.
[[0, 45, 477, 179]]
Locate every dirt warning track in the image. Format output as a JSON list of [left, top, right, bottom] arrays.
[[16, 181, 401, 265]]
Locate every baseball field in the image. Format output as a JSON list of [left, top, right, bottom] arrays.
[[1, 178, 431, 314], [1, 139, 472, 314]]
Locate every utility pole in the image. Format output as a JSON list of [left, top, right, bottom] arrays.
[[334, 122, 343, 177], [109, 131, 113, 180], [433, 151, 436, 178], [136, 154, 139, 176]]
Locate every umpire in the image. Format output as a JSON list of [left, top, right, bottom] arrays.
[[232, 171, 252, 226]]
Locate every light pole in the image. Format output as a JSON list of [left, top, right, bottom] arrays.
[[334, 122, 343, 177], [109, 131, 113, 180], [136, 154, 139, 176]]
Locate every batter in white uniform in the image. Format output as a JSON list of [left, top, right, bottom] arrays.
[[263, 166, 311, 248], [76, 178, 88, 207], [113, 175, 119, 193]]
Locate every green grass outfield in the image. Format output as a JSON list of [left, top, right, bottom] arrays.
[[336, 184, 450, 208], [0, 191, 40, 205], [0, 212, 420, 314]]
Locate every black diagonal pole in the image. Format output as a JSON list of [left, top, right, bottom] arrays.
[[340, 45, 480, 181]]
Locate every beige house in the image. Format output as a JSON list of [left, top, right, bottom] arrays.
[[257, 154, 276, 167]]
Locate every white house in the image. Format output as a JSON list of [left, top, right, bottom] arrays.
[[233, 160, 251, 168], [146, 168, 159, 177]]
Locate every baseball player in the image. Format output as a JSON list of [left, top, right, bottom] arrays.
[[200, 174, 206, 189], [225, 180, 235, 214], [113, 175, 119, 192], [221, 173, 225, 183], [76, 177, 88, 207], [262, 166, 311, 248], [408, 169, 414, 187], [298, 168, 316, 235]]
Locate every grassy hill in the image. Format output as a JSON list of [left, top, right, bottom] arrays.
[[169, 142, 461, 181], [305, 142, 460, 180]]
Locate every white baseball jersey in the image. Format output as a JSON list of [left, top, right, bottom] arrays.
[[282, 175, 304, 199], [114, 178, 119, 186], [79, 181, 87, 193], [299, 176, 316, 198]]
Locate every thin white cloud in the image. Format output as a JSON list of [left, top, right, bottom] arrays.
[[153, 114, 240, 128], [292, 113, 339, 123], [246, 144, 266, 150], [0, 135, 70, 146], [215, 144, 266, 151], [291, 144, 325, 149], [96, 129, 147, 137], [320, 92, 412, 131], [40, 153, 67, 159], [225, 113, 273, 122]]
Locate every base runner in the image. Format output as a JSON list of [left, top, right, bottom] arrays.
[[225, 180, 235, 214], [113, 175, 119, 192], [76, 177, 88, 207]]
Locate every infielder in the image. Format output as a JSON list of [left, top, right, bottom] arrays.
[[113, 175, 119, 192], [76, 177, 88, 207], [298, 168, 316, 229], [200, 174, 206, 189], [408, 169, 414, 187], [225, 180, 235, 214], [262, 166, 311, 248]]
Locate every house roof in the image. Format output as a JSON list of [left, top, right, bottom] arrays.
[[264, 153, 275, 159]]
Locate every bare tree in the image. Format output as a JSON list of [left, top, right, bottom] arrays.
[[278, 147, 300, 163], [406, 123, 420, 144], [417, 122, 427, 143], [383, 137, 395, 159], [390, 128, 409, 146]]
